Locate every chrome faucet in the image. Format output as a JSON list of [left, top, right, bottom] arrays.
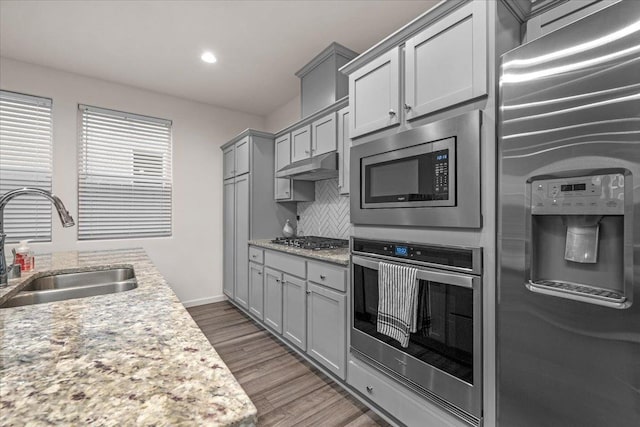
[[0, 188, 75, 287]]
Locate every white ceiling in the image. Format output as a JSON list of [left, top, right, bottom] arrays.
[[0, 0, 438, 116]]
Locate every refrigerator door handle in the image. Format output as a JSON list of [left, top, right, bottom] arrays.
[[526, 280, 630, 309]]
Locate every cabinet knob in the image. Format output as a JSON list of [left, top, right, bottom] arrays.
[[404, 103, 412, 111], [252, 254, 257, 258], [258, 272, 262, 275], [276, 279, 281, 283], [388, 109, 396, 117], [305, 150, 310, 154], [306, 290, 311, 295], [366, 386, 373, 394], [320, 275, 326, 280]]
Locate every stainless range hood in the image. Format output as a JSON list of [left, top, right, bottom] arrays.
[[276, 152, 338, 181]]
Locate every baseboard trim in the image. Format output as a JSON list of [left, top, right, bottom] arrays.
[[181, 295, 227, 308]]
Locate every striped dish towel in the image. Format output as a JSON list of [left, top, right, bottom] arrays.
[[376, 261, 419, 348]]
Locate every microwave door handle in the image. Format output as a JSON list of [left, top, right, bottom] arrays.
[[352, 255, 475, 290]]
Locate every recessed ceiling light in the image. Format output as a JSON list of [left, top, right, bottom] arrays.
[[201, 51, 217, 64]]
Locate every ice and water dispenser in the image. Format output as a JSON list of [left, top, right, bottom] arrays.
[[527, 172, 633, 309]]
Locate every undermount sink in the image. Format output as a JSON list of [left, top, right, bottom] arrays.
[[0, 267, 138, 308]]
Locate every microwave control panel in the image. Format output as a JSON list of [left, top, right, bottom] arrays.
[[433, 149, 449, 195], [531, 173, 624, 215]]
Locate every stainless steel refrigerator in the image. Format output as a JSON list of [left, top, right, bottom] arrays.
[[497, 1, 640, 426]]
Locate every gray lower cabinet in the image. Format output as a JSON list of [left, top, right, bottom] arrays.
[[282, 274, 307, 351], [264, 267, 283, 334], [248, 262, 264, 320], [307, 282, 347, 380]]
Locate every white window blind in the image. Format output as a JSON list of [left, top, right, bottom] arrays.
[[78, 105, 172, 240], [0, 90, 53, 243]]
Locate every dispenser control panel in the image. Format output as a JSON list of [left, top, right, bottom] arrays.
[[531, 174, 624, 215]]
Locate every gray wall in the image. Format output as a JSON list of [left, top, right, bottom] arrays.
[[297, 179, 350, 239]]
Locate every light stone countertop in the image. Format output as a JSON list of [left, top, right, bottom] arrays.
[[248, 239, 350, 266], [0, 248, 256, 427]]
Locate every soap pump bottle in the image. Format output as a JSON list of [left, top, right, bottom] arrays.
[[14, 240, 34, 272]]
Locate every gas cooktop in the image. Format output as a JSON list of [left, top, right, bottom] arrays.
[[271, 236, 349, 250]]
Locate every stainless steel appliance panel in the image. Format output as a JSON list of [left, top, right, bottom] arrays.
[[351, 110, 481, 228], [498, 2, 640, 426]]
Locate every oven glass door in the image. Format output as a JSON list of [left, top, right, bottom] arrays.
[[361, 137, 455, 209], [352, 257, 476, 384]]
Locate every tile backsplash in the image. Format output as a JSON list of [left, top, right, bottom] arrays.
[[297, 178, 350, 239]]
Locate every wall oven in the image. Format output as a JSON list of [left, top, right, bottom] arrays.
[[350, 110, 482, 228], [351, 238, 483, 423]]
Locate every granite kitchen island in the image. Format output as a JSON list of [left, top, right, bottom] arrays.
[[0, 248, 256, 426]]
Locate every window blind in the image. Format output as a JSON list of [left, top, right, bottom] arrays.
[[0, 90, 53, 243], [78, 105, 172, 240]]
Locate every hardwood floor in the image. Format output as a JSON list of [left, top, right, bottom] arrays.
[[187, 301, 390, 427]]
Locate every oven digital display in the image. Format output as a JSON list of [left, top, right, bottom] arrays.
[[395, 246, 409, 256], [437, 153, 448, 161]]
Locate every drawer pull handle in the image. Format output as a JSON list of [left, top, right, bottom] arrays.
[[320, 275, 326, 280], [366, 386, 373, 394]]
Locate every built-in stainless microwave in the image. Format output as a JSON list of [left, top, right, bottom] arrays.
[[351, 110, 482, 228]]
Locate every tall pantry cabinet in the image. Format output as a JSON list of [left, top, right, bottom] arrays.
[[221, 130, 296, 308]]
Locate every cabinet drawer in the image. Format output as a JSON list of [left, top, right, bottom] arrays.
[[307, 261, 346, 292], [348, 357, 465, 427], [249, 246, 264, 264], [265, 250, 306, 278]]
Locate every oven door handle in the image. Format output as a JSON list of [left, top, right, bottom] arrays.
[[352, 255, 476, 289]]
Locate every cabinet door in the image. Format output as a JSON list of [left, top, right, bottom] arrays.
[[405, 1, 487, 120], [235, 136, 250, 176], [223, 179, 235, 298], [282, 274, 307, 351], [223, 145, 235, 180], [311, 113, 337, 157], [291, 125, 312, 163], [234, 174, 250, 309], [337, 107, 350, 195], [274, 134, 292, 200], [249, 262, 264, 320], [307, 282, 346, 379], [349, 47, 400, 139], [264, 267, 283, 334]]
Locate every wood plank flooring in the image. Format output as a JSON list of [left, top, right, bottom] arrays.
[[187, 301, 390, 427]]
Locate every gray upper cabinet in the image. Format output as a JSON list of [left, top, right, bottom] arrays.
[[291, 124, 312, 163], [223, 179, 235, 298], [282, 274, 307, 351], [404, 1, 487, 121], [311, 112, 337, 157], [234, 174, 250, 309], [343, 0, 489, 139], [249, 262, 264, 320], [274, 134, 291, 200], [307, 282, 347, 380], [349, 48, 400, 139], [337, 106, 350, 195], [223, 136, 250, 179], [264, 267, 283, 334], [234, 136, 250, 176], [223, 145, 235, 180]]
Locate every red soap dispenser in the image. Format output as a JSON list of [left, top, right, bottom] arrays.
[[14, 240, 34, 272]]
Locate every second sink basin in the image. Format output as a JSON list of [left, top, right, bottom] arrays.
[[0, 267, 138, 308]]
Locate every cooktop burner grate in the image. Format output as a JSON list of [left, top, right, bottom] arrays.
[[271, 236, 349, 250]]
